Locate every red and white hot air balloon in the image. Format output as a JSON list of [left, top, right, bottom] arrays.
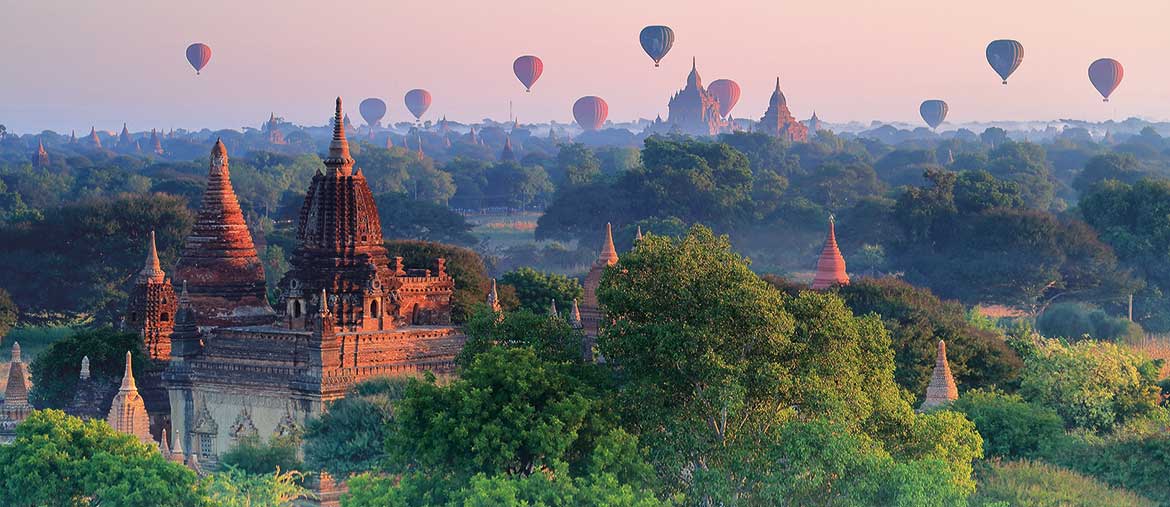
[[573, 96, 608, 131], [513, 55, 544, 92]]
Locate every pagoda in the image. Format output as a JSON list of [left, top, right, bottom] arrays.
[[33, 139, 49, 167], [151, 128, 164, 155], [266, 113, 286, 145], [0, 343, 32, 443], [66, 356, 109, 421], [107, 351, 153, 444], [116, 123, 134, 152], [663, 58, 726, 136], [757, 78, 809, 142], [581, 223, 619, 358], [810, 216, 849, 290], [919, 340, 959, 410], [85, 127, 103, 148], [174, 139, 275, 328], [500, 135, 515, 161], [127, 231, 178, 360]]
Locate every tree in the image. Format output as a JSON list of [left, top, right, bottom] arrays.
[[971, 461, 1156, 507], [953, 170, 1024, 214], [219, 435, 303, 476], [0, 287, 16, 340], [552, 143, 602, 187], [498, 267, 584, 314], [457, 306, 586, 367], [29, 327, 149, 410], [0, 193, 193, 324], [385, 239, 489, 323], [1073, 152, 1145, 194], [0, 410, 205, 507], [1020, 338, 1162, 431], [303, 377, 408, 479], [373, 192, 477, 246], [202, 467, 312, 507], [484, 162, 553, 208], [951, 390, 1064, 460]]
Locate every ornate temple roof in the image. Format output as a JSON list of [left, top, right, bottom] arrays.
[[500, 135, 515, 161], [138, 231, 166, 284], [174, 139, 274, 327], [769, 77, 787, 108], [810, 217, 849, 290], [3, 343, 29, 408], [920, 340, 959, 409], [107, 351, 152, 443]]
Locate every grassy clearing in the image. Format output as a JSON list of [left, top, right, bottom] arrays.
[[971, 460, 1156, 507]]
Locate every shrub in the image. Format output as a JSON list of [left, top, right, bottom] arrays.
[[1037, 302, 1144, 342], [971, 460, 1155, 507], [951, 390, 1064, 459]]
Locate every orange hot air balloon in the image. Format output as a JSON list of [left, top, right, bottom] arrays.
[[404, 89, 432, 120], [186, 43, 212, 75], [573, 96, 608, 131], [513, 55, 544, 92], [708, 79, 741, 118]]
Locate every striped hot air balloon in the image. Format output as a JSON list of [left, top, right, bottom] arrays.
[[1088, 58, 1124, 102], [513, 55, 544, 92], [359, 98, 387, 127], [404, 89, 432, 121], [986, 39, 1024, 84], [573, 96, 608, 131], [708, 79, 741, 118], [919, 100, 948, 129], [639, 25, 675, 67], [186, 43, 212, 75]]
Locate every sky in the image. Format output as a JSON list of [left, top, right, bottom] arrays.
[[2, 0, 1168, 133]]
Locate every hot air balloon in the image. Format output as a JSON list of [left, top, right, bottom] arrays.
[[359, 98, 387, 128], [708, 79, 741, 118], [573, 96, 608, 131], [639, 25, 675, 67], [1088, 58, 1123, 102], [986, 39, 1024, 84], [186, 43, 212, 75], [404, 89, 432, 121], [919, 100, 948, 129], [513, 55, 544, 92]]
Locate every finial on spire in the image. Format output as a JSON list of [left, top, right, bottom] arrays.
[[775, 77, 781, 91], [324, 98, 354, 175], [320, 289, 330, 316], [549, 298, 559, 317], [138, 231, 165, 283], [10, 342, 20, 363], [119, 351, 136, 391], [80, 355, 91, 380], [488, 279, 501, 312], [598, 222, 619, 264], [692, 56, 696, 70]]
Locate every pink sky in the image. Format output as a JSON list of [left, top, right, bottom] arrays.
[[2, 0, 1168, 133]]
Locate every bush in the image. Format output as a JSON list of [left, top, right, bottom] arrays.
[[1042, 422, 1170, 506], [950, 390, 1064, 459], [971, 460, 1155, 507], [499, 267, 584, 315], [1037, 302, 1144, 342], [1020, 338, 1162, 431], [219, 435, 303, 476]]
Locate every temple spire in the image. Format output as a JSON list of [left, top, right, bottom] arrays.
[[80, 355, 90, 380], [635, 225, 643, 242], [920, 340, 959, 409], [599, 223, 619, 265], [549, 299, 559, 317], [119, 351, 136, 391], [570, 299, 582, 329], [325, 97, 354, 176], [487, 279, 501, 313], [500, 135, 515, 161], [107, 350, 151, 443], [138, 231, 166, 283], [810, 215, 849, 290]]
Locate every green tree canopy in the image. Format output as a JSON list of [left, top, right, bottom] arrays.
[[498, 267, 584, 315]]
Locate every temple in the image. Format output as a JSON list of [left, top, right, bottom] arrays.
[[34, 139, 49, 167], [0, 343, 32, 444], [173, 139, 276, 328], [127, 231, 178, 360], [500, 135, 515, 161], [117, 123, 134, 152], [920, 340, 959, 409], [658, 58, 727, 136], [757, 78, 809, 142], [580, 223, 619, 359], [107, 351, 153, 444], [85, 127, 102, 148], [266, 113, 286, 145], [162, 99, 464, 486], [810, 216, 849, 290]]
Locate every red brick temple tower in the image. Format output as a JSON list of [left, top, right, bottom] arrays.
[[581, 223, 619, 359], [126, 231, 178, 360], [663, 58, 726, 136], [810, 216, 849, 290], [174, 139, 275, 328]]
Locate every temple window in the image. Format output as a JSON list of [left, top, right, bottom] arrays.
[[199, 433, 215, 459], [370, 300, 379, 317], [160, 312, 169, 322], [292, 300, 302, 318]]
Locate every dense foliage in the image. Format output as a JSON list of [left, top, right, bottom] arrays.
[[28, 327, 150, 411]]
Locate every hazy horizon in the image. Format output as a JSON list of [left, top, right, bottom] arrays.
[[3, 0, 1168, 133]]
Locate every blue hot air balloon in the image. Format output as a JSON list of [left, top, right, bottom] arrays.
[[920, 100, 948, 129], [986, 40, 1024, 84], [639, 25, 675, 67]]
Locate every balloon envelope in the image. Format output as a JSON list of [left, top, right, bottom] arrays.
[[639, 25, 675, 67], [185, 43, 212, 74], [573, 96, 608, 131], [404, 89, 432, 120], [1088, 58, 1123, 102], [919, 100, 948, 129], [986, 39, 1024, 84], [708, 79, 741, 118], [359, 98, 387, 127], [513, 55, 544, 92]]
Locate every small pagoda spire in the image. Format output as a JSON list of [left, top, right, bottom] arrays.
[[920, 340, 959, 410], [325, 97, 355, 176], [319, 289, 330, 316], [80, 355, 91, 380], [34, 139, 49, 167], [570, 299, 582, 329], [635, 225, 643, 242], [385, 135, 394, 149], [487, 279, 501, 313], [170, 426, 185, 459], [107, 350, 150, 443], [69, 129, 76, 143], [138, 231, 166, 283], [159, 429, 172, 458], [599, 222, 619, 265], [549, 299, 559, 317], [9, 342, 19, 364], [3, 341, 31, 420], [119, 351, 136, 391], [87, 127, 102, 148], [500, 135, 515, 161], [416, 134, 424, 161], [810, 215, 849, 290]]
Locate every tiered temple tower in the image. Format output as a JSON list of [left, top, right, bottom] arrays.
[[85, 127, 102, 148], [581, 223, 619, 359], [66, 356, 108, 421], [758, 78, 809, 142], [116, 123, 134, 152], [810, 217, 849, 290], [500, 135, 515, 161], [107, 351, 153, 444], [663, 58, 726, 136], [0, 343, 32, 443], [920, 340, 959, 410], [34, 139, 49, 167], [174, 139, 275, 328], [127, 231, 178, 360]]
